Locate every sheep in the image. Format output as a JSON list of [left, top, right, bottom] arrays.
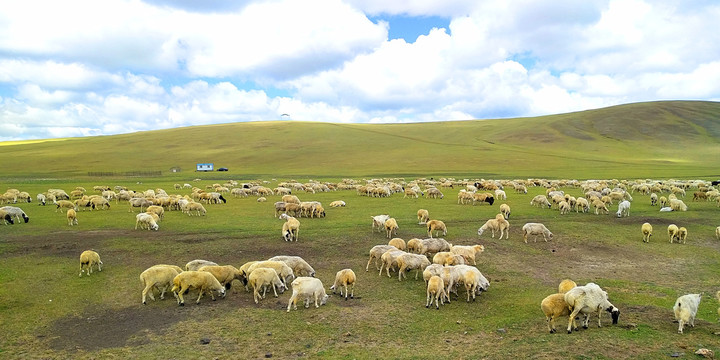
[[575, 197, 589, 213], [650, 193, 658, 206], [248, 267, 286, 304], [406, 238, 423, 253], [329, 269, 356, 300], [473, 192, 495, 206], [449, 265, 490, 302], [89, 196, 110, 210], [366, 245, 397, 272], [426, 276, 448, 310], [499, 203, 511, 219], [184, 202, 207, 216], [0, 206, 29, 223], [145, 205, 164, 221], [140, 265, 182, 304], [171, 271, 226, 306], [246, 260, 295, 286], [426, 188, 444, 199], [616, 200, 630, 217], [564, 282, 620, 333], [531, 195, 552, 208], [558, 279, 577, 293], [281, 216, 300, 242], [522, 223, 553, 243], [371, 214, 391, 233], [417, 209, 429, 224], [282, 194, 301, 204], [541, 293, 577, 333], [199, 265, 243, 292], [379, 249, 407, 277], [659, 196, 668, 208], [426, 219, 447, 238], [669, 199, 688, 212], [0, 209, 14, 225], [592, 199, 609, 215], [677, 227, 688, 244], [418, 237, 452, 257], [422, 264, 446, 284], [449, 245, 484, 265], [404, 188, 419, 198], [494, 189, 507, 201], [36, 193, 46, 205], [432, 252, 455, 266], [384, 217, 399, 239], [79, 250, 102, 277], [641, 223, 653, 243], [66, 209, 78, 226], [329, 200, 346, 207], [268, 255, 315, 277], [185, 259, 219, 271], [477, 217, 509, 240], [674, 294, 701, 334], [286, 277, 329, 312], [388, 238, 406, 251], [135, 213, 159, 231], [668, 224, 680, 243], [396, 253, 431, 281], [128, 197, 153, 212]]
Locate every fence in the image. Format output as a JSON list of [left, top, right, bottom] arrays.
[[87, 171, 162, 177]]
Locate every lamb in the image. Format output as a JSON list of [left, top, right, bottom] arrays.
[[281, 216, 300, 242], [616, 200, 631, 217], [185, 259, 219, 271], [286, 277, 329, 312], [564, 282, 620, 333], [522, 223, 553, 243], [417, 209, 429, 224], [388, 238, 406, 251], [248, 267, 286, 304], [426, 275, 448, 310], [329, 200, 346, 207], [418, 237, 452, 257], [371, 214, 391, 233], [641, 223, 653, 243], [396, 253, 431, 281], [0, 209, 14, 225], [366, 245, 397, 272], [67, 209, 78, 226], [673, 294, 701, 334], [668, 224, 680, 243], [329, 268, 356, 300], [199, 265, 243, 291], [140, 265, 182, 304], [171, 271, 226, 305], [135, 213, 159, 231], [541, 293, 576, 333], [79, 250, 102, 277], [0, 206, 29, 223], [499, 203, 511, 219], [384, 217, 399, 239], [246, 260, 295, 286], [531, 195, 552, 208], [268, 255, 316, 277], [677, 227, 688, 244], [669, 199, 688, 212], [558, 279, 577, 293], [592, 199, 609, 215], [450, 245, 485, 265]]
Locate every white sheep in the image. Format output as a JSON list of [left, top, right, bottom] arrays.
[[564, 282, 620, 333], [36, 193, 46, 205], [135, 213, 159, 231], [128, 197, 153, 212], [185, 259, 218, 271], [616, 200, 630, 217], [673, 294, 701, 334], [418, 237, 452, 257], [329, 268, 356, 300], [449, 245, 485, 266], [650, 193, 658, 206], [531, 195, 552, 208], [140, 265, 182, 304], [0, 206, 29, 223], [417, 209, 429, 224], [366, 245, 397, 272], [446, 265, 490, 302], [286, 277, 329, 312], [522, 223, 553, 243], [371, 214, 391, 233], [268, 255, 316, 277], [281, 216, 300, 242], [426, 275, 448, 310], [494, 189, 507, 201], [396, 253, 431, 281], [575, 197, 590, 213], [499, 203, 511, 219], [171, 271, 226, 306], [67, 209, 78, 226], [669, 199, 688, 212], [248, 267, 286, 304], [379, 249, 407, 277], [541, 293, 577, 333], [79, 250, 102, 277], [384, 217, 399, 239], [668, 224, 680, 243], [641, 223, 653, 243], [329, 200, 346, 207], [246, 260, 295, 286], [184, 202, 207, 216], [477, 218, 509, 239]]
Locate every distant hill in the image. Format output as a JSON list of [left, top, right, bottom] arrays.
[[2, 101, 719, 180]]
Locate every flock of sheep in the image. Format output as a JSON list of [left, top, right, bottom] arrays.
[[3, 176, 720, 334]]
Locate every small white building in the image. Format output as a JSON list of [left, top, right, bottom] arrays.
[[196, 163, 214, 172]]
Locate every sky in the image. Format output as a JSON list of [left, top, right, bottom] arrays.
[[1, 0, 719, 141]]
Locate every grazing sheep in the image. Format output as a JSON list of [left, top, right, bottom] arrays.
[[669, 199, 688, 212], [388, 237, 406, 251], [674, 294, 701, 334], [183, 202, 207, 216], [286, 277, 329, 312], [0, 209, 14, 225], [135, 213, 159, 231], [575, 197, 590, 213], [199, 265, 243, 291], [371, 214, 391, 233], [616, 200, 630, 218], [257, 197, 267, 202], [432, 252, 455, 266], [329, 269, 356, 300], [417, 209, 429, 224], [281, 216, 301, 242], [128, 197, 153, 212], [641, 223, 653, 243], [140, 265, 181, 304], [384, 217, 399, 239], [558, 279, 577, 293], [522, 223, 554, 243], [426, 276, 448, 310], [499, 203, 511, 219], [406, 238, 423, 253], [67, 209, 78, 226], [268, 255, 316, 277], [449, 245, 485, 265], [541, 293, 577, 333], [248, 267, 286, 304], [451, 265, 490, 302], [426, 219, 447, 238], [592, 199, 609, 215], [494, 189, 507, 201], [426, 188, 444, 199], [650, 193, 658, 206], [677, 227, 688, 244], [171, 271, 226, 306], [531, 195, 552, 208], [36, 193, 46, 205], [379, 249, 407, 277], [0, 206, 29, 223], [246, 260, 295, 286], [89, 196, 110, 210], [659, 196, 668, 208], [564, 283, 620, 333], [668, 224, 680, 243], [145, 205, 164, 221], [477, 217, 510, 239], [396, 253, 431, 281], [79, 250, 102, 277], [185, 259, 219, 271], [366, 245, 397, 272], [558, 201, 571, 215], [473, 192, 495, 206], [329, 200, 346, 207], [418, 238, 452, 257]]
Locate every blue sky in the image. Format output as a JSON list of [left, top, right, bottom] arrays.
[[0, 0, 719, 141]]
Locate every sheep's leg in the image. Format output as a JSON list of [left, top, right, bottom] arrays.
[[398, 265, 405, 281], [272, 284, 279, 298], [196, 290, 204, 304], [567, 308, 582, 333], [262, 285, 267, 299], [597, 310, 603, 327], [142, 285, 152, 304], [177, 286, 186, 306], [349, 284, 354, 299], [426, 291, 432, 308], [365, 256, 373, 272], [678, 320, 684, 334]]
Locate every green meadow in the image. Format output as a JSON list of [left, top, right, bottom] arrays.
[[1, 100, 720, 359]]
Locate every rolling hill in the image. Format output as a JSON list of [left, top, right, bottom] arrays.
[[1, 100, 719, 180]]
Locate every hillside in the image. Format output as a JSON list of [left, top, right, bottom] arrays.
[[1, 100, 719, 179]]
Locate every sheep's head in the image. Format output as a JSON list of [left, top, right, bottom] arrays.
[[151, 223, 159, 231], [320, 294, 329, 306], [607, 306, 620, 324], [477, 227, 484, 236], [4, 214, 13, 224], [283, 230, 293, 242]]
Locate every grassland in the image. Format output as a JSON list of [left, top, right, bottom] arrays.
[[1, 101, 720, 359]]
